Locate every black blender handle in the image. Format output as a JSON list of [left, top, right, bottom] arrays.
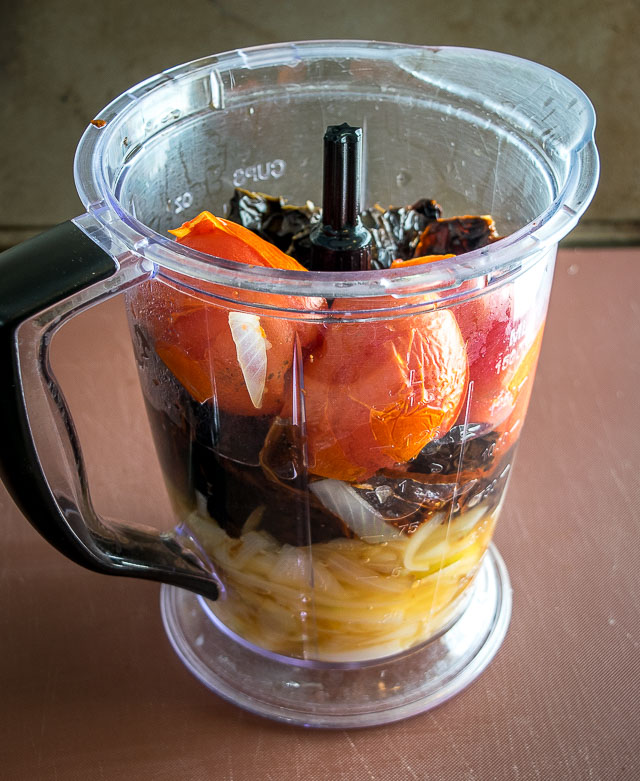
[[0, 221, 219, 599]]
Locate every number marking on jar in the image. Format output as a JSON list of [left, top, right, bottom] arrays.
[[168, 191, 193, 214]]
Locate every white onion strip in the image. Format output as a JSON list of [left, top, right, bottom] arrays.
[[310, 479, 399, 543], [228, 312, 267, 409], [403, 512, 445, 571]]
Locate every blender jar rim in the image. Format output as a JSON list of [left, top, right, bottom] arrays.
[[73, 40, 599, 300]]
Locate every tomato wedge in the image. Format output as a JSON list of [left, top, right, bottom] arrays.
[[169, 211, 306, 271], [390, 254, 455, 268]]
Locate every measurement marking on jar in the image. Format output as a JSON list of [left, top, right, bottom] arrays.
[[508, 319, 527, 348], [397, 522, 420, 534], [233, 159, 286, 187], [168, 191, 193, 214]]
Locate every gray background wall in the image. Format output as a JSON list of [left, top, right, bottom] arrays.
[[2, 0, 638, 249]]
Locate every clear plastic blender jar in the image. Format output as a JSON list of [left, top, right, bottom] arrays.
[[0, 41, 598, 727]]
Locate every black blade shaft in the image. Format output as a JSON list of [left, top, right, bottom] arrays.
[[310, 123, 372, 272]]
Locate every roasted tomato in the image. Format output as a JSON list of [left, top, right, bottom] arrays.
[[390, 254, 455, 268], [299, 297, 468, 482], [394, 253, 544, 431], [132, 212, 324, 416], [454, 285, 544, 428]]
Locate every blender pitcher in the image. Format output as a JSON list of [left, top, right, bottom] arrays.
[[0, 42, 598, 727]]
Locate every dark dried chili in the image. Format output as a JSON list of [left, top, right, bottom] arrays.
[[414, 215, 499, 256]]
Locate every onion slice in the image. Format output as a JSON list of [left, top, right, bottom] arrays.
[[310, 479, 399, 543], [228, 312, 267, 409]]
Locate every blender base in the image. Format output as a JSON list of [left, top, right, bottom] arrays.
[[160, 544, 511, 728]]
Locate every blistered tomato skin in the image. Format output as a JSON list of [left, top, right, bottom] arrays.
[[301, 298, 468, 482]]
